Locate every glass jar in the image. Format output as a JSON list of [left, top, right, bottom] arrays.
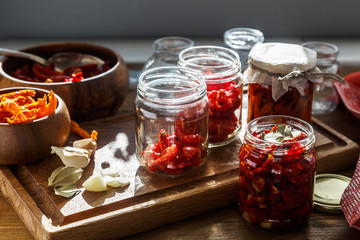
[[224, 28, 265, 71], [135, 67, 209, 177], [143, 36, 194, 70], [301, 41, 340, 114], [178, 46, 243, 147], [244, 43, 319, 123], [238, 115, 317, 229]]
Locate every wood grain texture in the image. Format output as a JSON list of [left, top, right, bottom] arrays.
[[0, 88, 71, 165], [0, 108, 359, 240], [0, 42, 129, 122], [2, 65, 360, 240]]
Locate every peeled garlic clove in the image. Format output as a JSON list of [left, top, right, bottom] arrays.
[[103, 176, 130, 188], [51, 146, 91, 169], [101, 168, 119, 178], [73, 138, 97, 153], [82, 174, 107, 192]]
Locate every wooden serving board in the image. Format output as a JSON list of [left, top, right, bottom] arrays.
[[0, 109, 359, 240]]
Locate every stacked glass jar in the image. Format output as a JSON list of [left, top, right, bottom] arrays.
[[178, 46, 243, 147], [135, 67, 209, 177]]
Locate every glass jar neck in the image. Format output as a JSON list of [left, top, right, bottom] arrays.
[[138, 67, 207, 106], [154, 36, 194, 54], [243, 115, 315, 155], [224, 28, 264, 50], [301, 42, 339, 68], [178, 46, 242, 83]]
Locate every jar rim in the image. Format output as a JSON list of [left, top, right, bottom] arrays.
[[301, 41, 339, 67], [153, 36, 194, 53], [224, 28, 264, 50], [138, 66, 207, 105], [178, 46, 242, 82], [245, 115, 315, 150]]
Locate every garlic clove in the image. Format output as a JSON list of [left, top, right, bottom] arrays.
[[103, 176, 130, 188], [82, 174, 107, 192], [51, 146, 91, 169], [101, 168, 119, 178], [73, 138, 97, 153]]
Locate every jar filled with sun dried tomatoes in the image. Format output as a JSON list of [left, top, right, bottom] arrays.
[[178, 46, 243, 147], [245, 43, 321, 123], [135, 67, 209, 177], [238, 115, 317, 229]]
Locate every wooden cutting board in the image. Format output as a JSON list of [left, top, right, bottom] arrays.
[[0, 109, 359, 240]]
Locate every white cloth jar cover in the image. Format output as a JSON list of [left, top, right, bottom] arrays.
[[244, 42, 328, 101]]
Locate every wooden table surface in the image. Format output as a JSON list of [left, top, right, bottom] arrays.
[[1, 67, 360, 240]]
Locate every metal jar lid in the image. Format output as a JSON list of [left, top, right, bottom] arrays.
[[314, 174, 351, 213]]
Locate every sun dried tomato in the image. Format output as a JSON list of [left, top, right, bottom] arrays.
[[238, 123, 316, 229]]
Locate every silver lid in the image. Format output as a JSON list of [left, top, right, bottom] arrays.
[[314, 174, 351, 213]]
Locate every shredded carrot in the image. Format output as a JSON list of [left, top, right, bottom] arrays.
[[70, 120, 98, 140], [70, 120, 90, 138], [90, 130, 98, 141], [0, 90, 57, 124], [0, 89, 36, 100]]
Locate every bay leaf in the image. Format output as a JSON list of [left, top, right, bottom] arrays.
[[48, 166, 83, 187], [54, 184, 80, 198], [276, 124, 293, 138]]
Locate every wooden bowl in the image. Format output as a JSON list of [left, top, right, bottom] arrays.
[[0, 42, 129, 122], [0, 87, 71, 165]]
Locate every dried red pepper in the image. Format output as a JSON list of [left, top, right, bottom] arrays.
[[142, 119, 207, 176], [11, 61, 110, 83], [207, 80, 242, 144], [238, 123, 317, 229]]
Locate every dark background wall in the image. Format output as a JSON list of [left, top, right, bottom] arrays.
[[0, 0, 358, 39]]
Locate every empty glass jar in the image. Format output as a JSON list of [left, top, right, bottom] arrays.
[[301, 41, 340, 114], [224, 28, 264, 71], [135, 67, 209, 177], [178, 46, 243, 147], [143, 36, 194, 70]]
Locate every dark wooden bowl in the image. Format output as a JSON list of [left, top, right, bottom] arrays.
[[0, 87, 71, 165], [0, 42, 129, 122]]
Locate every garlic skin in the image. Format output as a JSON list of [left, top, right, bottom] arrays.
[[73, 138, 97, 153], [103, 176, 130, 188], [82, 174, 107, 192], [51, 146, 92, 169], [101, 168, 119, 178]]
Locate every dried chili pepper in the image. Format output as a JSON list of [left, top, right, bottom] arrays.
[[11, 61, 110, 83], [142, 122, 207, 176], [238, 121, 316, 229], [207, 81, 242, 143]]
